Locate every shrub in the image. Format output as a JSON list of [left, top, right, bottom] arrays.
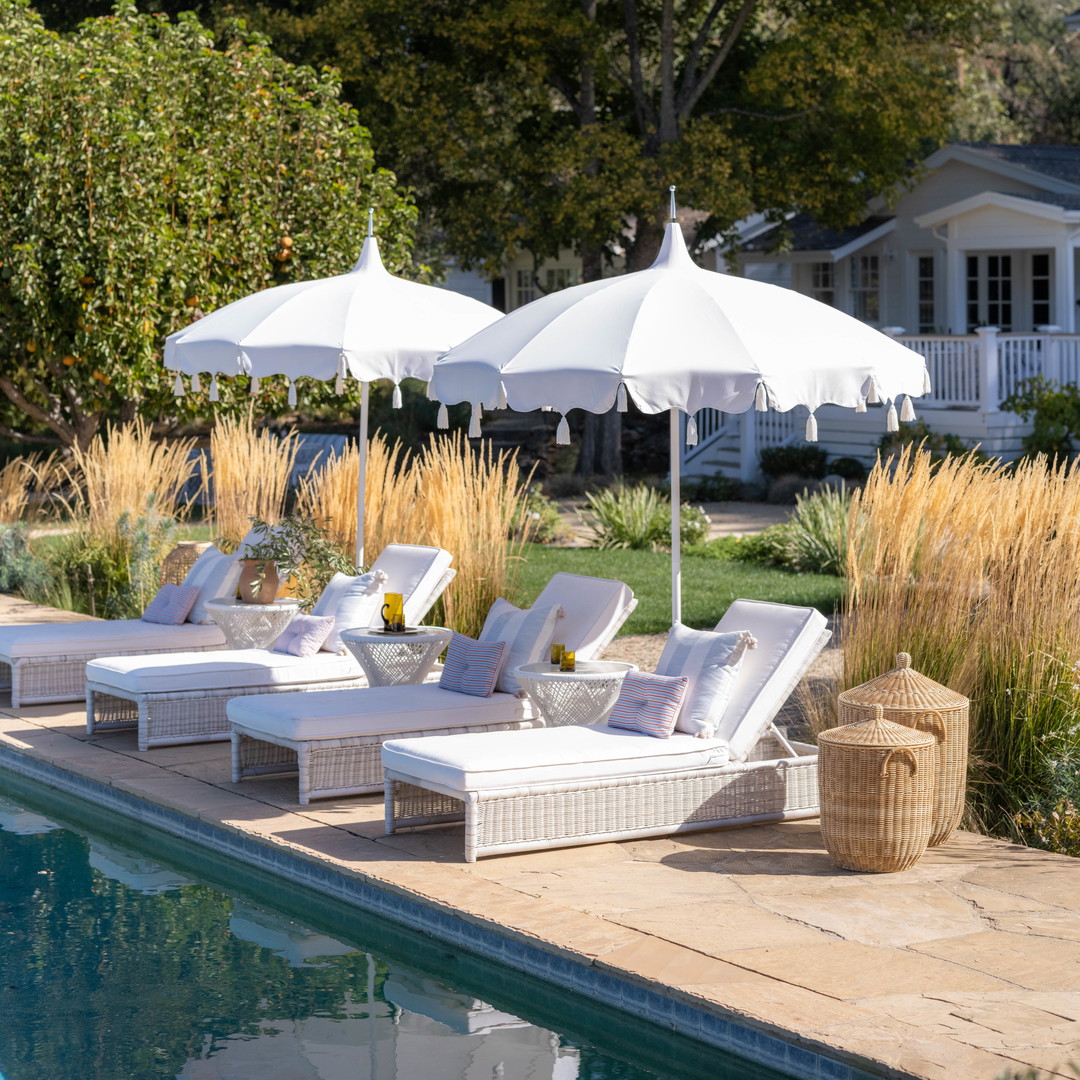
[[0, 523, 50, 597], [877, 418, 987, 464], [783, 484, 852, 576], [759, 444, 828, 481], [1013, 732, 1080, 858], [1001, 376, 1080, 461], [827, 456, 868, 482], [683, 474, 744, 501], [581, 483, 709, 550]]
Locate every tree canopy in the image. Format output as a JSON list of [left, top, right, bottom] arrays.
[[0, 0, 415, 448]]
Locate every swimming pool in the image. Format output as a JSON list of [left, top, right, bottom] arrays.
[[0, 775, 790, 1080]]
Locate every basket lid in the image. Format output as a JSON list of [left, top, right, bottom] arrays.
[[819, 705, 936, 749], [837, 652, 968, 710]]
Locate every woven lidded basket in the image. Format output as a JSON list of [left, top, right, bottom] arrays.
[[818, 705, 936, 873], [837, 653, 968, 847], [159, 541, 213, 587]]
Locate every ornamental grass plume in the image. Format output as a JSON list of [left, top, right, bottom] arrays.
[[0, 451, 64, 525], [209, 411, 298, 548], [837, 445, 1080, 838]]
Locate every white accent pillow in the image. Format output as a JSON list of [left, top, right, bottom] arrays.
[[311, 569, 389, 653], [478, 598, 563, 694], [182, 547, 243, 625], [655, 623, 757, 737]]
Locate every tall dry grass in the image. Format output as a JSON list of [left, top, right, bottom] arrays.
[[294, 434, 423, 564], [0, 452, 64, 524], [210, 412, 299, 548], [58, 420, 200, 543], [296, 430, 533, 636], [838, 446, 1080, 835]]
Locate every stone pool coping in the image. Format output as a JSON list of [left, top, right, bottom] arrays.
[[1, 596, 1079, 1080]]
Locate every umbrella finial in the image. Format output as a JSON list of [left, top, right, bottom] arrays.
[[367, 207, 374, 237], [669, 185, 676, 222]]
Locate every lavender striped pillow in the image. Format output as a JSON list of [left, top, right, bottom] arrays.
[[607, 671, 689, 739], [272, 614, 336, 657], [439, 631, 506, 697], [141, 583, 199, 626]]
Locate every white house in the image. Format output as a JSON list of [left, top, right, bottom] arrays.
[[685, 143, 1080, 481]]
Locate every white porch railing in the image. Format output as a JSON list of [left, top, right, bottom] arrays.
[[683, 327, 1080, 481]]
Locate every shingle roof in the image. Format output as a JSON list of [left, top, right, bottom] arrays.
[[741, 214, 893, 255], [956, 143, 1080, 187]]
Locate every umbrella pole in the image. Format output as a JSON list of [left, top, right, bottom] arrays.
[[670, 407, 682, 626], [356, 381, 368, 568]]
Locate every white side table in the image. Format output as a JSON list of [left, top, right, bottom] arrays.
[[339, 626, 452, 687], [515, 660, 637, 727], [204, 598, 301, 650]]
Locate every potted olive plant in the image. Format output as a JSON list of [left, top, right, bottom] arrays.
[[235, 515, 357, 611]]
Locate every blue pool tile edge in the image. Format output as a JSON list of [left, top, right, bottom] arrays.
[[0, 746, 881, 1080]]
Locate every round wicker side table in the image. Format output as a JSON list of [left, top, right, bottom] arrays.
[[339, 627, 452, 687], [818, 705, 936, 873], [159, 541, 213, 586], [204, 598, 301, 650], [838, 652, 969, 846], [515, 661, 637, 727]]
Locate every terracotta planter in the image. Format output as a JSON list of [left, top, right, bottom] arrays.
[[238, 559, 281, 604]]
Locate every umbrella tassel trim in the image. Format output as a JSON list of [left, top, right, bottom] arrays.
[[617, 384, 628, 413], [191, 372, 202, 393], [805, 411, 818, 442], [755, 382, 768, 412], [867, 381, 880, 404], [886, 403, 899, 432], [249, 375, 260, 395], [288, 379, 297, 407], [901, 395, 916, 423], [923, 367, 933, 395], [426, 381, 438, 401], [436, 403, 449, 429], [556, 414, 571, 445], [469, 402, 482, 438], [392, 383, 403, 409], [855, 397, 867, 413], [685, 413, 699, 447], [335, 354, 347, 396], [172, 373, 184, 398], [209, 375, 220, 403]]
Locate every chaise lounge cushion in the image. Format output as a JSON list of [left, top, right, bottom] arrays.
[[228, 682, 539, 741], [0, 620, 224, 660], [86, 648, 359, 694], [310, 569, 388, 653], [529, 573, 637, 661], [382, 724, 730, 791], [183, 546, 244, 624]]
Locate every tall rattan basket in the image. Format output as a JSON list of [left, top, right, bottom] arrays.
[[818, 705, 936, 873], [159, 541, 212, 587], [837, 653, 969, 846]]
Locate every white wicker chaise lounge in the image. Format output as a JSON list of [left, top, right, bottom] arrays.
[[227, 573, 637, 804], [0, 543, 243, 707], [382, 599, 830, 861], [84, 544, 454, 751]]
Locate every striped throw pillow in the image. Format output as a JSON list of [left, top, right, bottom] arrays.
[[439, 631, 506, 697], [141, 583, 199, 626], [607, 671, 689, 739], [272, 614, 336, 657]]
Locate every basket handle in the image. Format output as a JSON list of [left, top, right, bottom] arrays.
[[879, 747, 919, 779], [911, 709, 946, 743]]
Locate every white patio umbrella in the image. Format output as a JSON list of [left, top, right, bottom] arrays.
[[165, 215, 501, 565], [430, 191, 931, 625]]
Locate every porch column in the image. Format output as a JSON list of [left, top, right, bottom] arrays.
[[976, 325, 1000, 414], [1056, 239, 1074, 333], [739, 410, 758, 482]]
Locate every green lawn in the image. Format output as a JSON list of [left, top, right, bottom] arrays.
[[510, 544, 843, 635]]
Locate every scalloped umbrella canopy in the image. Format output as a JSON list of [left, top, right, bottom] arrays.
[[431, 219, 930, 623], [164, 234, 501, 564]]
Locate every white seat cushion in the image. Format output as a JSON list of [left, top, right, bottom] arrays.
[[371, 544, 454, 626], [529, 573, 636, 661], [0, 620, 225, 660], [86, 649, 360, 694], [183, 546, 243, 624], [227, 683, 539, 740], [711, 600, 828, 761], [382, 724, 729, 792]]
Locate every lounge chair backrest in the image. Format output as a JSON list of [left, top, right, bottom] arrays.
[[369, 544, 455, 627], [711, 600, 830, 761], [530, 572, 637, 661]]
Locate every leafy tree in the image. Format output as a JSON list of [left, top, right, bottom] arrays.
[[0, 1, 415, 448], [222, 0, 987, 474]]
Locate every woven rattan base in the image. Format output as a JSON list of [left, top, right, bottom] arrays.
[[232, 716, 543, 805], [386, 736, 819, 862], [1, 644, 224, 708], [86, 675, 369, 752]]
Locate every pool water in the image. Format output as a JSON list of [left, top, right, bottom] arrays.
[[0, 777, 791, 1080]]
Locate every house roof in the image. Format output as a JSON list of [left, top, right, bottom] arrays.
[[954, 143, 1080, 186], [991, 188, 1080, 211], [741, 214, 893, 255]]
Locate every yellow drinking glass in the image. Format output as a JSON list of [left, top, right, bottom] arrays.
[[381, 592, 405, 632], [559, 649, 576, 672], [550, 642, 565, 666]]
